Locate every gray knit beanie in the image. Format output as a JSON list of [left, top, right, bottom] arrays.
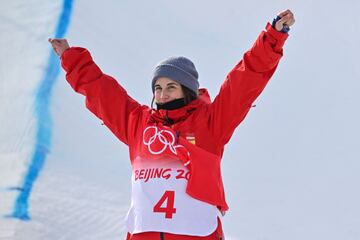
[[151, 56, 199, 95]]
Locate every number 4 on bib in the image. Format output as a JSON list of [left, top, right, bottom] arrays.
[[153, 191, 177, 219]]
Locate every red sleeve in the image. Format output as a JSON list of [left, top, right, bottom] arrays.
[[209, 23, 288, 145], [61, 47, 141, 145]]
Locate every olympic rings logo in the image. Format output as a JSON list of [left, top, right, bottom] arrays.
[[143, 126, 189, 157]]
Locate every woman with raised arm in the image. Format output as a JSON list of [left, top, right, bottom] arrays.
[[49, 10, 295, 240]]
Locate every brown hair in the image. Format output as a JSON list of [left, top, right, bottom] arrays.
[[182, 85, 198, 105]]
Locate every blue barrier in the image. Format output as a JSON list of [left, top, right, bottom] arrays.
[[11, 0, 74, 221]]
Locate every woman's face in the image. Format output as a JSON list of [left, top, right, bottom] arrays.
[[154, 77, 184, 104]]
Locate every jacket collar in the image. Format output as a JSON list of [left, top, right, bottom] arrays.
[[149, 88, 211, 125]]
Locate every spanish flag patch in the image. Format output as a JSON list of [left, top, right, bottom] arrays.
[[186, 134, 196, 145]]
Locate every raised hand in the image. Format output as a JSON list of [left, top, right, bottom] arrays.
[[48, 38, 70, 57], [274, 9, 295, 32]]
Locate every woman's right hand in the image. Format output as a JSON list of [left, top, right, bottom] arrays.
[[48, 38, 70, 57]]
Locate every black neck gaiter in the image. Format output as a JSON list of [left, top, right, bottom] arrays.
[[156, 98, 186, 110]]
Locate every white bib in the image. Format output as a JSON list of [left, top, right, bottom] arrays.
[[125, 156, 219, 236]]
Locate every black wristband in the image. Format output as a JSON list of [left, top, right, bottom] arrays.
[[272, 15, 290, 33]]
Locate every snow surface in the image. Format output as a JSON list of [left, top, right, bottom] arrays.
[[1, 0, 360, 239]]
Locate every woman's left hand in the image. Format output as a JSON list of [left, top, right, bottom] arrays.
[[274, 9, 295, 31]]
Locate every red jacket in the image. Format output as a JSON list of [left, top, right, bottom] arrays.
[[61, 23, 288, 212]]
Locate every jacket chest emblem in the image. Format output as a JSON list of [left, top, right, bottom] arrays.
[[186, 133, 196, 145], [142, 126, 189, 158]]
